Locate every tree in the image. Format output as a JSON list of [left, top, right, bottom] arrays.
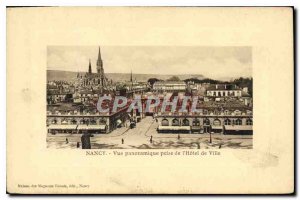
[[147, 78, 160, 87], [184, 78, 222, 84], [232, 77, 253, 96]]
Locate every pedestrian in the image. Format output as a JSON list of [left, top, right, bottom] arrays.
[[121, 138, 124, 144], [178, 134, 180, 140], [77, 142, 80, 148], [219, 144, 222, 149], [150, 137, 153, 144], [66, 138, 69, 144]]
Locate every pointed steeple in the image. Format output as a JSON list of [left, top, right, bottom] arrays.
[[88, 59, 92, 73], [130, 70, 133, 82], [98, 46, 101, 60], [97, 46, 103, 74]]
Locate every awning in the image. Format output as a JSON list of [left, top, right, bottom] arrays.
[[211, 125, 223, 130], [224, 125, 252, 131], [48, 125, 77, 130], [158, 126, 191, 131], [77, 125, 106, 130]]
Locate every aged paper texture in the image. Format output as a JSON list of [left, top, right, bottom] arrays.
[[7, 7, 294, 194]]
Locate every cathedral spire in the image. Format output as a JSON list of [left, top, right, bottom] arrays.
[[98, 46, 101, 60], [97, 46, 103, 74], [88, 59, 92, 73]]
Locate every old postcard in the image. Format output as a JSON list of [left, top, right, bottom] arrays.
[[7, 7, 294, 194]]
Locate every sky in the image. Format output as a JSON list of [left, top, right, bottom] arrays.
[[47, 46, 252, 80]]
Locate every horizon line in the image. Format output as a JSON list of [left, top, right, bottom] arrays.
[[47, 69, 252, 79]]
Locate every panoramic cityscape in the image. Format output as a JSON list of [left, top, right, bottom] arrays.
[[47, 46, 253, 149]]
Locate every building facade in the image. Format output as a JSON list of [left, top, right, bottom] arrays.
[[153, 81, 187, 92], [206, 84, 242, 97]]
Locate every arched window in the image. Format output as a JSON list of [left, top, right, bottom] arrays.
[[246, 118, 253, 125], [213, 119, 221, 126], [90, 119, 97, 125], [193, 118, 200, 126], [224, 110, 230, 115], [161, 118, 169, 126], [182, 118, 190, 126], [203, 118, 210, 126], [172, 119, 179, 126], [224, 118, 231, 125], [234, 118, 242, 125]]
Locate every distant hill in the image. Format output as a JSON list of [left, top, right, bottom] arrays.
[[47, 70, 206, 82]]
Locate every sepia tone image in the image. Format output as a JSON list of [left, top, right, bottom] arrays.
[[7, 7, 294, 194], [47, 46, 253, 149]]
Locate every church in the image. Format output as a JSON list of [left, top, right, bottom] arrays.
[[77, 47, 109, 89]]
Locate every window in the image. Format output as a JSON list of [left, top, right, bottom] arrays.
[[203, 118, 210, 126], [52, 119, 57, 124], [172, 119, 179, 126], [224, 118, 231, 125], [213, 119, 221, 126], [234, 118, 242, 125], [182, 118, 190, 126], [246, 119, 253, 125], [90, 119, 97, 125], [193, 118, 200, 126], [71, 119, 77, 124], [161, 119, 169, 126], [224, 110, 230, 115]]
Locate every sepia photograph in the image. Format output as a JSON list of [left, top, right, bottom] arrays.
[[47, 46, 253, 149], [6, 6, 294, 194]]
